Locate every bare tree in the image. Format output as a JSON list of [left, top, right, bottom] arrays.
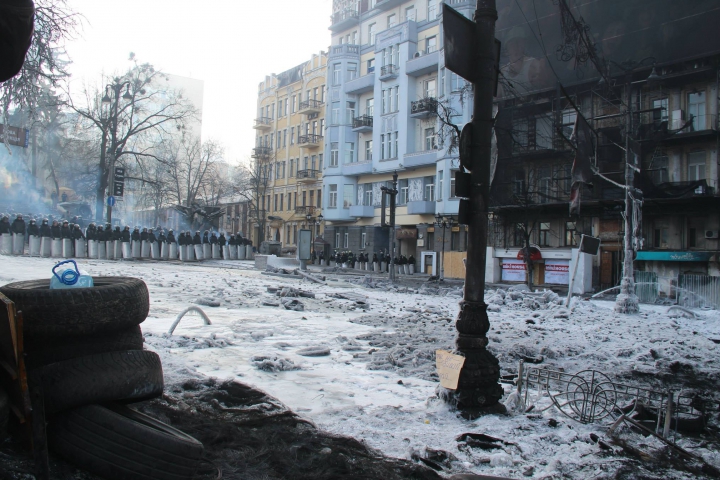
[[231, 151, 275, 245], [63, 60, 197, 221], [1, 0, 80, 147]]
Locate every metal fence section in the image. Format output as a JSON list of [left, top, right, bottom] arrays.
[[634, 270, 659, 304], [677, 275, 720, 309]]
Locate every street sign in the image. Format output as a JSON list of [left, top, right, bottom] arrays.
[[579, 235, 601, 256], [113, 182, 124, 197], [443, 4, 478, 83], [443, 4, 501, 96], [0, 124, 30, 148], [107, 196, 116, 207], [114, 167, 125, 178]]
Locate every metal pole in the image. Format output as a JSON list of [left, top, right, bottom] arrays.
[[441, 221, 446, 280], [565, 235, 585, 307], [440, 0, 504, 417], [615, 74, 639, 313]]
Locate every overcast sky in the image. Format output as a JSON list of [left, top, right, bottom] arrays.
[[63, 0, 333, 165]]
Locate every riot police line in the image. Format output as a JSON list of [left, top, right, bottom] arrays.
[[0, 214, 254, 262]]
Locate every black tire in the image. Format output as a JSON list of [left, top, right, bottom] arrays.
[[0, 277, 150, 338], [0, 385, 8, 439], [49, 403, 203, 480], [24, 325, 144, 370], [31, 350, 163, 415]]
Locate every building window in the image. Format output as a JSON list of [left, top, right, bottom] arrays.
[[538, 222, 550, 246], [368, 23, 376, 45], [450, 172, 457, 197], [450, 72, 465, 92], [649, 156, 668, 184], [330, 143, 339, 167], [317, 189, 321, 207], [346, 101, 356, 124], [654, 228, 669, 248], [344, 142, 355, 164], [425, 35, 437, 54], [332, 63, 341, 85], [292, 95, 297, 113], [365, 140, 373, 161], [425, 127, 436, 150], [365, 184, 373, 206], [380, 134, 386, 159], [427, 0, 437, 20], [329, 185, 338, 208], [424, 176, 435, 201], [361, 231, 367, 248], [565, 221, 577, 246], [405, 5, 416, 21], [280, 193, 284, 211], [513, 224, 524, 247], [437, 170, 443, 201], [347, 63, 358, 81], [344, 233, 349, 249], [537, 166, 551, 203], [331, 102, 340, 124], [335, 232, 340, 249], [367, 58, 375, 73], [562, 109, 577, 140], [290, 128, 295, 145], [687, 151, 706, 181], [319, 153, 323, 171], [688, 228, 697, 248], [343, 185, 353, 208], [398, 179, 408, 204], [652, 98, 668, 125], [423, 78, 436, 98], [387, 13, 396, 28], [688, 91, 706, 131], [535, 115, 553, 149]]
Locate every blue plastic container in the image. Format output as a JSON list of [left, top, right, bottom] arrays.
[[50, 260, 94, 289]]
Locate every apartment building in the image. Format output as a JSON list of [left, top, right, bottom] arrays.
[[248, 53, 328, 247], [322, 0, 475, 275], [487, 0, 720, 295]]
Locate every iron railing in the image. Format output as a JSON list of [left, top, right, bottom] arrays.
[[299, 99, 324, 111], [352, 115, 373, 129], [296, 169, 320, 180], [298, 134, 322, 145]]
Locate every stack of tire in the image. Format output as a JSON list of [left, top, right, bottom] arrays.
[[0, 277, 204, 480]]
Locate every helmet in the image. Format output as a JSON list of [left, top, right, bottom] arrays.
[[169, 229, 173, 233], [105, 223, 111, 229], [124, 226, 130, 230], [142, 227, 147, 232], [16, 214, 22, 219], [42, 219, 48, 224], [62, 220, 69, 225], [29, 219, 36, 224], [89, 223, 96, 228]]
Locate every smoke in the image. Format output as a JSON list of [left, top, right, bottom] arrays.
[[0, 144, 53, 217]]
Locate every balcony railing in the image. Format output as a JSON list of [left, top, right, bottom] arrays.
[[298, 134, 323, 148], [380, 64, 399, 80], [253, 117, 272, 130], [296, 169, 320, 182], [298, 99, 324, 114], [294, 205, 317, 216], [410, 97, 437, 117], [330, 9, 359, 30], [252, 146, 273, 158], [352, 115, 373, 130]]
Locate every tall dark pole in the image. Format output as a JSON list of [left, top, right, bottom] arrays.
[[106, 86, 119, 224], [440, 0, 505, 416]]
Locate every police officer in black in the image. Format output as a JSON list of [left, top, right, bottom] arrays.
[[167, 229, 175, 244], [86, 223, 97, 241], [202, 230, 210, 244], [50, 220, 61, 239], [39, 219, 51, 237], [157, 229, 166, 244], [148, 228, 156, 244], [0, 216, 9, 234], [60, 221, 72, 239], [122, 226, 131, 242], [210, 231, 218, 245], [113, 226, 122, 241], [140, 227, 149, 242], [131, 227, 140, 242], [11, 214, 25, 236], [27, 219, 39, 237], [193, 231, 202, 245]]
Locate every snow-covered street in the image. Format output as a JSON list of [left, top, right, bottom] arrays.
[[3, 256, 720, 478]]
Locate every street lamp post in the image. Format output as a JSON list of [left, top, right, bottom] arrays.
[[101, 79, 132, 224], [435, 214, 454, 280]]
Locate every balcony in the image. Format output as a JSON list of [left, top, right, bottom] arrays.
[[330, 9, 359, 32], [298, 134, 323, 149], [252, 146, 273, 159], [410, 97, 437, 118], [298, 99, 324, 115], [328, 44, 360, 59], [352, 115, 373, 132], [345, 72, 375, 94], [253, 117, 273, 130], [403, 149, 436, 168], [379, 64, 399, 81], [666, 114, 718, 143], [343, 161, 373, 176], [406, 50, 440, 77], [407, 201, 435, 215], [349, 205, 375, 218], [296, 169, 321, 183], [374, 0, 406, 11], [294, 205, 317, 216]]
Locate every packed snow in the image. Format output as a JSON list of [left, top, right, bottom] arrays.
[[2, 255, 720, 478]]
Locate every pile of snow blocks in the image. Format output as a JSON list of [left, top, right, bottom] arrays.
[[0, 277, 204, 480]]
